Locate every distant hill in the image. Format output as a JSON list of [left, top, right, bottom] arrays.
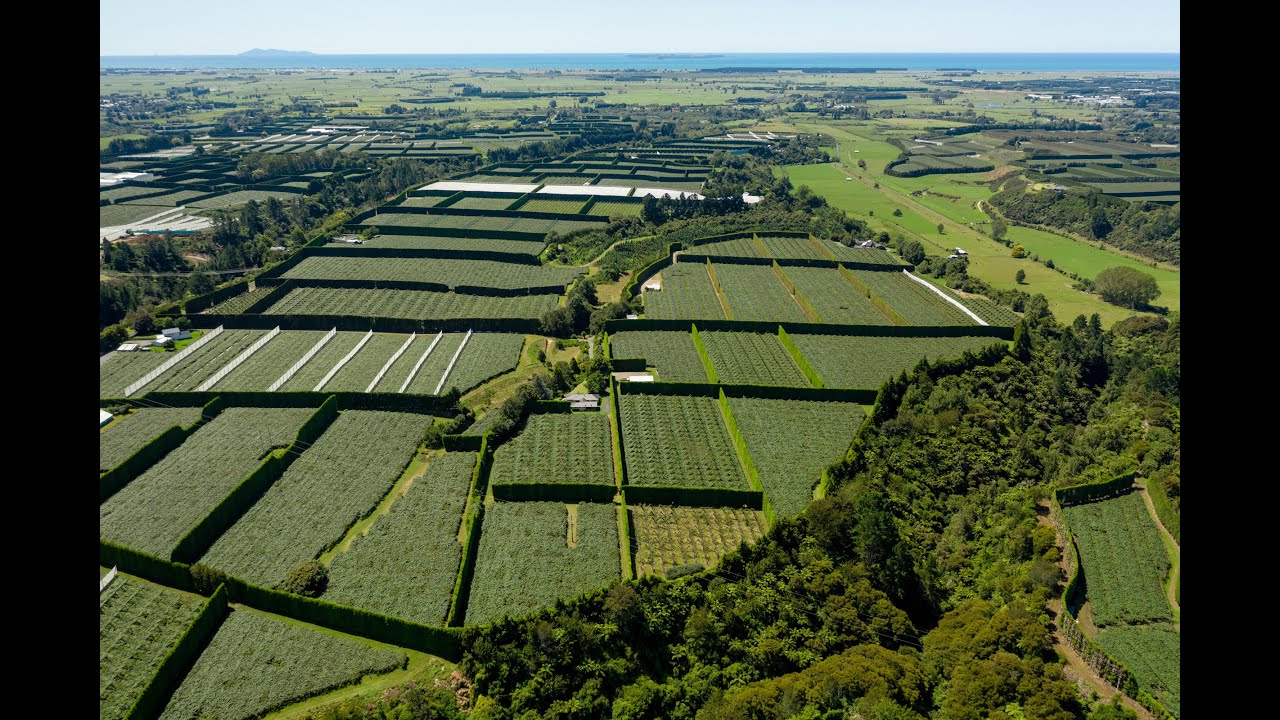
[[238, 48, 316, 56]]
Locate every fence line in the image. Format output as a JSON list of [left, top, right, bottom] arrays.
[[314, 330, 373, 391], [399, 331, 444, 393], [901, 269, 987, 326], [123, 326, 224, 397], [195, 327, 281, 391], [365, 333, 416, 393], [268, 327, 337, 391], [434, 329, 472, 395]]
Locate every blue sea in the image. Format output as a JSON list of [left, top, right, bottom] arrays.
[[98, 53, 1179, 72]]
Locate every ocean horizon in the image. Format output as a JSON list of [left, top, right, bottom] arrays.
[[98, 52, 1179, 72]]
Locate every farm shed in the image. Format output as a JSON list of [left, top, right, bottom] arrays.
[[162, 328, 191, 341], [100, 410, 113, 427]]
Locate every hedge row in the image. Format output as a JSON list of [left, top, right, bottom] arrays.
[[125, 584, 229, 720], [623, 485, 763, 509], [491, 482, 617, 503], [183, 281, 251, 314], [1055, 473, 1137, 507], [100, 398, 225, 502], [170, 397, 341, 563], [608, 358, 647, 372], [689, 324, 719, 383], [100, 540, 196, 592], [442, 434, 485, 451], [531, 400, 574, 414], [184, 313, 543, 335], [836, 265, 908, 326], [621, 242, 681, 300], [777, 327, 824, 388], [256, 277, 453, 293], [615, 379, 877, 403], [773, 264, 821, 323], [448, 435, 492, 627]]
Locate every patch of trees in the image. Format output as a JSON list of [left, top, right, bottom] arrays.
[[989, 178, 1179, 264], [234, 148, 362, 183], [101, 134, 184, 158]]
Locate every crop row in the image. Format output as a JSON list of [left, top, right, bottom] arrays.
[[158, 608, 406, 720], [850, 270, 977, 326], [714, 263, 808, 323], [264, 286, 559, 320], [790, 333, 1002, 389], [701, 331, 808, 387], [1096, 626, 1181, 717], [642, 264, 725, 321], [492, 413, 615, 486], [783, 266, 891, 325], [351, 234, 544, 256], [438, 332, 523, 393], [99, 407, 315, 557], [325, 451, 475, 626], [150, 330, 268, 392], [100, 407, 202, 473], [1062, 492, 1173, 627], [280, 256, 582, 290], [631, 505, 767, 578], [100, 578, 206, 720], [373, 212, 603, 236], [466, 501, 620, 625], [212, 331, 328, 391], [199, 411, 428, 587], [728, 397, 864, 517], [608, 331, 707, 383], [205, 286, 276, 314], [620, 394, 746, 489]]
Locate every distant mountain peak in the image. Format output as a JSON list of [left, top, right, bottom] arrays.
[[239, 48, 315, 56]]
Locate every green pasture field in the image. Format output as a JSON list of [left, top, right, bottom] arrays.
[[783, 121, 1178, 326]]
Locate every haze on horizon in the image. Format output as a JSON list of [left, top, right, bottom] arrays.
[[100, 0, 1180, 56]]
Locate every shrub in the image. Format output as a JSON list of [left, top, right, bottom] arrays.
[[281, 560, 329, 597]]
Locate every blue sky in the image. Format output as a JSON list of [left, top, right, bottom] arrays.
[[100, 0, 1180, 55]]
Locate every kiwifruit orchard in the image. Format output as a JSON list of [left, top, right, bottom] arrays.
[[101, 58, 1179, 719]]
